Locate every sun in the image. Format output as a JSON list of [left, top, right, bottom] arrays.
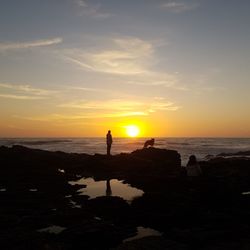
[[126, 125, 140, 137]]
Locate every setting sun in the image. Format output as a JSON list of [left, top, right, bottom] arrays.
[[125, 125, 140, 137]]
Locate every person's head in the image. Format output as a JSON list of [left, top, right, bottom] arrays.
[[188, 155, 197, 164], [108, 130, 111, 134]]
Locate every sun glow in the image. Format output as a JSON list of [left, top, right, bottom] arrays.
[[125, 125, 140, 137]]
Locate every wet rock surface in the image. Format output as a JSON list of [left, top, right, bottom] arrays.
[[1, 145, 250, 249]]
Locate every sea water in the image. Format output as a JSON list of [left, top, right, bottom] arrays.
[[1, 137, 250, 165]]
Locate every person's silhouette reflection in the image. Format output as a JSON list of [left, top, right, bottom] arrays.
[[106, 179, 112, 196]]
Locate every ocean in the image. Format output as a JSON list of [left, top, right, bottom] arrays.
[[1, 137, 250, 165]]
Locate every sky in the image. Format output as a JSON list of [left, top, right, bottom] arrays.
[[0, 0, 250, 137]]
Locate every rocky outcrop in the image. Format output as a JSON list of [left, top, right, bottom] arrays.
[[1, 145, 250, 249]]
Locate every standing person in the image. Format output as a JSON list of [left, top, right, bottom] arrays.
[[186, 155, 202, 178], [106, 130, 113, 156]]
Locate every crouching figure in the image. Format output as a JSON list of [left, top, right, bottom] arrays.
[[143, 138, 155, 148]]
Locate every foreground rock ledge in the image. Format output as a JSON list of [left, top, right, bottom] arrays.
[[1, 145, 250, 250]]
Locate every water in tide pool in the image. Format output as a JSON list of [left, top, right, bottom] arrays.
[[1, 137, 250, 165]]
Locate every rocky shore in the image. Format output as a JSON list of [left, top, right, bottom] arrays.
[[1, 145, 250, 249]]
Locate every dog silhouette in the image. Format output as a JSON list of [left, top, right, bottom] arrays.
[[143, 138, 155, 148]]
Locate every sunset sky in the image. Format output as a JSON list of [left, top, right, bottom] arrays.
[[0, 0, 250, 137]]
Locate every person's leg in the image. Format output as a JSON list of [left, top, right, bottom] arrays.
[[107, 144, 111, 155]]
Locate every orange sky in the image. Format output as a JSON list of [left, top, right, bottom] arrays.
[[1, 1, 250, 138]]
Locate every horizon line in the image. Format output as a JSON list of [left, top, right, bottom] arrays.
[[1, 136, 250, 139]]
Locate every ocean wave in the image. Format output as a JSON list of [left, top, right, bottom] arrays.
[[167, 142, 190, 146], [217, 151, 250, 157], [12, 140, 72, 145], [1, 137, 250, 165]]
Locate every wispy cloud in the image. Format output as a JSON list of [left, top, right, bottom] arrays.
[[0, 37, 62, 51], [161, 1, 199, 13], [0, 94, 47, 100], [63, 36, 185, 90], [75, 0, 87, 7], [0, 83, 57, 96], [149, 98, 181, 112], [58, 98, 180, 116], [68, 86, 107, 92], [75, 0, 111, 19], [59, 99, 144, 111], [124, 72, 180, 88], [65, 37, 153, 75], [0, 83, 57, 100], [14, 112, 148, 122], [13, 97, 179, 122]]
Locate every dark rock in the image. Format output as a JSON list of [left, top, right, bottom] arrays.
[[1, 145, 250, 249], [112, 236, 187, 250], [131, 147, 181, 168], [88, 196, 132, 222], [59, 219, 134, 250]]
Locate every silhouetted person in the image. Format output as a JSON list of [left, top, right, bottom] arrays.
[[186, 155, 202, 178], [143, 138, 155, 148], [106, 179, 112, 196], [106, 130, 113, 156]]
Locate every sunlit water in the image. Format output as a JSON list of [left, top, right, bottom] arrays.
[[1, 137, 250, 164], [69, 178, 144, 201]]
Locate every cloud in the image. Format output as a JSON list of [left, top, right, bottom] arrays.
[[58, 98, 180, 117], [13, 97, 179, 122], [124, 72, 180, 88], [0, 94, 47, 100], [0, 83, 57, 100], [149, 98, 181, 112], [0, 83, 57, 96], [103, 112, 147, 117], [0, 37, 62, 51], [161, 1, 199, 13], [68, 86, 107, 92], [75, 0, 111, 19], [63, 36, 186, 90], [14, 111, 148, 122], [65, 37, 153, 75], [58, 99, 144, 111], [67, 86, 129, 98], [75, 0, 87, 7]]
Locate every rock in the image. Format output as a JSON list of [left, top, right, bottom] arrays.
[[88, 196, 132, 221], [1, 145, 250, 249], [131, 147, 181, 168], [112, 236, 187, 250], [59, 219, 135, 250]]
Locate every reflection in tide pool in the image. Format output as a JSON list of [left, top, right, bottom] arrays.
[[123, 226, 162, 242], [69, 178, 144, 201]]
